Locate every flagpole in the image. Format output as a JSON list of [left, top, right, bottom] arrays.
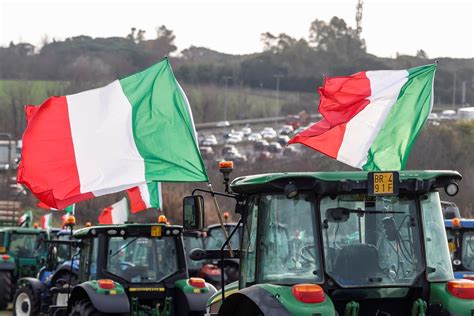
[[207, 183, 234, 257]]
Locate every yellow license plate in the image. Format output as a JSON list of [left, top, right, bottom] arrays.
[[151, 226, 162, 237], [373, 172, 394, 194], [448, 241, 457, 253]]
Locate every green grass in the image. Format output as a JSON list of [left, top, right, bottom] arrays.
[[0, 80, 69, 107], [0, 80, 317, 123]]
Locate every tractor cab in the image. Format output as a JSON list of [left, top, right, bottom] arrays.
[[61, 222, 216, 315], [445, 218, 474, 280], [0, 227, 48, 309], [185, 169, 474, 315]]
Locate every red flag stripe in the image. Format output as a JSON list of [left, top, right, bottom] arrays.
[[289, 71, 371, 158], [127, 186, 148, 214], [17, 97, 93, 209], [98, 206, 113, 224]]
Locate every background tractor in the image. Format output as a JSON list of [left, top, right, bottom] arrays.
[[185, 168, 474, 315], [48, 222, 216, 315], [0, 226, 48, 310], [445, 218, 474, 280]]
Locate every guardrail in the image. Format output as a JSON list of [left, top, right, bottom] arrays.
[[195, 114, 322, 130]]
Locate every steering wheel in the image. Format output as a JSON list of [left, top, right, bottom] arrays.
[[299, 244, 317, 264], [119, 262, 135, 270]]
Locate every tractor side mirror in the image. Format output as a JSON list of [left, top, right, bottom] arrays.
[[46, 245, 58, 271], [183, 195, 205, 231]]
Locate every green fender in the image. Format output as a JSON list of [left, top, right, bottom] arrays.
[[430, 282, 474, 316], [259, 284, 336, 316], [69, 281, 129, 314]]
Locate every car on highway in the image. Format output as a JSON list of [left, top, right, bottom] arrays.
[[224, 151, 247, 163], [276, 135, 290, 146], [254, 140, 269, 151], [241, 126, 252, 136], [222, 145, 237, 156], [260, 127, 277, 139], [200, 146, 214, 159], [226, 136, 242, 144], [278, 124, 294, 135], [294, 125, 308, 135], [267, 142, 283, 153], [202, 135, 218, 146], [216, 121, 230, 127], [440, 110, 457, 120], [247, 133, 262, 142]]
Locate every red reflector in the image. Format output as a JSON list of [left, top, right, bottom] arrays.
[[97, 279, 115, 290], [1, 255, 9, 261], [188, 277, 206, 288], [447, 279, 474, 299], [292, 284, 325, 303]]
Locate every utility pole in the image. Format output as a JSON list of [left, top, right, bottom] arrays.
[[461, 81, 466, 106], [223, 76, 232, 122], [275, 74, 284, 125], [356, 0, 364, 36], [452, 72, 457, 109]]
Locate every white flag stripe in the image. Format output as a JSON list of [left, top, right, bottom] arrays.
[[111, 197, 129, 224], [138, 183, 152, 208], [337, 70, 408, 168], [67, 80, 146, 194]]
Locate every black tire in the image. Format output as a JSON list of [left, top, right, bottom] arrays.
[[0, 271, 11, 310], [13, 284, 40, 316], [69, 299, 104, 316]]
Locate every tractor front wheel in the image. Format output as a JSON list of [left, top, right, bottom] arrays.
[[0, 271, 11, 310], [13, 285, 40, 316]]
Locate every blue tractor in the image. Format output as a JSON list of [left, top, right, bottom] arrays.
[[13, 227, 79, 315], [445, 218, 474, 280]]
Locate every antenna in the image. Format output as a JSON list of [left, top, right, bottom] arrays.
[[356, 0, 363, 35]]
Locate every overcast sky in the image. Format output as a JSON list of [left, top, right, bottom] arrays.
[[1, 0, 473, 58]]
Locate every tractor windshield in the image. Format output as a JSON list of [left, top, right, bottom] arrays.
[[320, 194, 424, 287], [242, 193, 322, 285], [461, 232, 474, 271], [9, 232, 47, 257], [206, 226, 240, 250], [106, 236, 178, 283]]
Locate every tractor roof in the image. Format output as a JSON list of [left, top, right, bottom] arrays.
[[231, 170, 461, 195], [445, 219, 474, 229], [0, 227, 45, 234], [74, 223, 183, 239]]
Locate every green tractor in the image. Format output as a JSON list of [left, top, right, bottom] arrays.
[[0, 226, 48, 309], [49, 222, 217, 315], [184, 168, 474, 315]]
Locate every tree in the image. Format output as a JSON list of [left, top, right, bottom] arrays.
[[416, 49, 428, 59], [308, 17, 366, 61]]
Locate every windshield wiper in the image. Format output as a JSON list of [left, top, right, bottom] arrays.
[[110, 237, 139, 258]]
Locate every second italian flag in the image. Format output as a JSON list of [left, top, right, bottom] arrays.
[[290, 64, 436, 170]]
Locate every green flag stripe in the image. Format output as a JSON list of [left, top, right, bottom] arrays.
[[362, 64, 437, 171], [119, 58, 208, 182], [148, 182, 161, 209]]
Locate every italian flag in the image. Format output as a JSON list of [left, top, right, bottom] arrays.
[[18, 210, 33, 227], [289, 64, 436, 170], [98, 197, 128, 225], [127, 182, 162, 213], [41, 213, 52, 229], [18, 58, 207, 210]]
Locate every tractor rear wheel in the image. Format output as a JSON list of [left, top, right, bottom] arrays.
[[13, 285, 40, 316], [69, 299, 103, 316], [0, 271, 11, 310]]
